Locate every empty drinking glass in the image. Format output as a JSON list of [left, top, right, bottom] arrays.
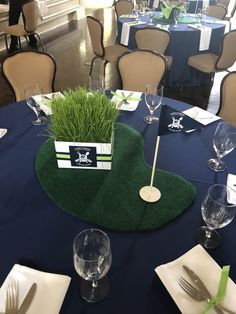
[[207, 122, 236, 172], [148, 9, 155, 25], [73, 228, 112, 303], [24, 84, 47, 125], [197, 184, 236, 249], [144, 84, 163, 124]]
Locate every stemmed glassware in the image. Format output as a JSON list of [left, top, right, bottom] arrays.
[[172, 8, 180, 28], [183, 1, 190, 13], [148, 9, 155, 25], [197, 184, 236, 249], [207, 122, 236, 172], [132, 4, 140, 20], [24, 84, 47, 125], [73, 228, 112, 303], [144, 84, 163, 124]]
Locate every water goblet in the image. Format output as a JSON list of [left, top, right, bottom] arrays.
[[197, 184, 236, 249], [183, 1, 190, 13], [132, 4, 140, 20], [88, 74, 104, 94], [148, 10, 155, 25], [172, 8, 180, 28], [73, 228, 112, 303], [207, 122, 236, 172], [197, 8, 203, 23], [144, 84, 163, 124], [24, 84, 47, 126]]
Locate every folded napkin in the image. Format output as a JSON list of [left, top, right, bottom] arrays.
[[156, 24, 170, 30], [183, 107, 221, 126], [111, 89, 142, 111], [120, 14, 137, 19], [152, 0, 160, 8], [188, 24, 212, 51], [0, 128, 7, 139], [120, 21, 147, 46], [155, 245, 236, 314], [0, 264, 71, 314], [227, 174, 236, 204], [32, 92, 64, 115]]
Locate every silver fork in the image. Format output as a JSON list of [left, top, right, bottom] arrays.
[[5, 279, 19, 314], [179, 277, 236, 314]]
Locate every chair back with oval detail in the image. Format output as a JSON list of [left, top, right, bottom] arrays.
[[117, 49, 168, 92]]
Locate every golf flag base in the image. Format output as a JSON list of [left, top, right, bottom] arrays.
[[139, 186, 161, 202]]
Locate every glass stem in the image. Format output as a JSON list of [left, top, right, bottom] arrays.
[[216, 154, 221, 166], [205, 227, 213, 239], [92, 280, 98, 288], [150, 109, 154, 116]]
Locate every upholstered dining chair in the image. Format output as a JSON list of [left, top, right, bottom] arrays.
[[1, 50, 56, 102], [135, 28, 173, 68], [187, 30, 236, 99], [114, 0, 134, 18], [117, 49, 168, 92], [206, 4, 227, 19], [4, 1, 44, 53], [86, 16, 129, 80], [217, 0, 230, 8], [216, 71, 236, 126]]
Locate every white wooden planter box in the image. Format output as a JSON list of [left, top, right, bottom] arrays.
[[54, 141, 112, 170]]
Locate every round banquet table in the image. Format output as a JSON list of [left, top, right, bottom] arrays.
[[148, 0, 216, 13], [0, 97, 236, 314], [117, 13, 226, 87]]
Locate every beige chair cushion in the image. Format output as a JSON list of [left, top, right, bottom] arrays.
[[4, 25, 27, 37], [87, 16, 104, 56], [115, 0, 134, 17], [22, 1, 39, 32], [218, 72, 236, 126], [2, 52, 55, 101], [188, 53, 218, 73], [118, 50, 167, 92], [104, 45, 129, 62], [135, 28, 171, 54], [216, 30, 236, 70], [206, 4, 227, 19]]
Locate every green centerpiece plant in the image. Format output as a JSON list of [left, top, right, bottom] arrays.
[[48, 87, 119, 170]]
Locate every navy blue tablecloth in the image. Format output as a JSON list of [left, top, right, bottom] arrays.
[[117, 14, 225, 87], [0, 99, 236, 314], [148, 0, 216, 13]]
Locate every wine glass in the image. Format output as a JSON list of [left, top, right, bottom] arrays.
[[197, 184, 236, 249], [24, 84, 47, 126], [144, 84, 163, 124], [73, 228, 112, 303], [148, 9, 155, 25], [172, 8, 180, 28], [183, 1, 190, 14], [88, 73, 104, 94], [132, 4, 140, 20], [207, 122, 236, 172]]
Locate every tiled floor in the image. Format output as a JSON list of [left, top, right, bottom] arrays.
[[0, 5, 235, 112]]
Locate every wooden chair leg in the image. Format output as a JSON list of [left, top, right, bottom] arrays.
[[4, 34, 9, 52], [89, 56, 99, 77], [35, 33, 45, 51]]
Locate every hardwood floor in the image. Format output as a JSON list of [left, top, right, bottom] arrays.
[[0, 6, 235, 112]]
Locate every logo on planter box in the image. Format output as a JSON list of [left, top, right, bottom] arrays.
[[70, 146, 97, 167]]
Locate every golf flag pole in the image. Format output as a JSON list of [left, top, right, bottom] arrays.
[[139, 134, 161, 203]]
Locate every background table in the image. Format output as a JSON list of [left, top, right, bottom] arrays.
[[148, 0, 216, 13], [117, 13, 226, 87], [0, 98, 236, 313]]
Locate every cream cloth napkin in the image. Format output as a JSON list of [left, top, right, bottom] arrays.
[[0, 264, 71, 314], [32, 92, 64, 115], [155, 245, 236, 314], [120, 21, 147, 46], [227, 174, 236, 204], [0, 128, 7, 139], [152, 0, 160, 8], [183, 107, 221, 126], [188, 24, 212, 51], [111, 89, 142, 111]]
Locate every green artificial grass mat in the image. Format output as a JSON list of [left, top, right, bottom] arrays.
[[35, 123, 196, 231]]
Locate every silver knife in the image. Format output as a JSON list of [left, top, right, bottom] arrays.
[[17, 283, 37, 314], [183, 265, 236, 314]]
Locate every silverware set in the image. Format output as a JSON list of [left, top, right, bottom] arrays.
[[179, 265, 236, 314], [5, 280, 37, 314]]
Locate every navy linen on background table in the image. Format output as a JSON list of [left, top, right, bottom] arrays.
[[0, 98, 236, 314], [117, 14, 225, 87], [148, 0, 216, 13]]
